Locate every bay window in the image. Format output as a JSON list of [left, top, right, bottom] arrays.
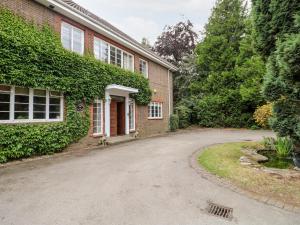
[[61, 22, 84, 55], [148, 102, 163, 119], [0, 85, 63, 123]]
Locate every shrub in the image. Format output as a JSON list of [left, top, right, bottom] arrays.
[[169, 114, 179, 132], [275, 137, 294, 158], [253, 103, 273, 128], [175, 104, 191, 128], [262, 136, 276, 151]]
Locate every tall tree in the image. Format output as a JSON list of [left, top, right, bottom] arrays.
[[252, 0, 300, 58], [152, 20, 198, 65], [176, 0, 265, 128], [253, 0, 300, 145]]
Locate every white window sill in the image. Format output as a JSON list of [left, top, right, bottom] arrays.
[[0, 119, 63, 124]]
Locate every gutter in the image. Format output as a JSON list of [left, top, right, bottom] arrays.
[[34, 0, 178, 72]]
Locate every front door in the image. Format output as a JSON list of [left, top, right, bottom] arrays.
[[110, 96, 125, 136]]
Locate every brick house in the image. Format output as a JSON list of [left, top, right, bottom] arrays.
[[0, 0, 177, 138]]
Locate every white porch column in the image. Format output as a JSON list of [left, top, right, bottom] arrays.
[[125, 96, 129, 135], [105, 91, 111, 137]]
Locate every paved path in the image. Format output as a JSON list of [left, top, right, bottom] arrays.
[[0, 129, 299, 225]]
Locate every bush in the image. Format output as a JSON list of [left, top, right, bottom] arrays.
[[169, 114, 179, 132], [275, 137, 294, 158], [175, 104, 191, 128], [253, 102, 273, 128], [262, 136, 276, 151]]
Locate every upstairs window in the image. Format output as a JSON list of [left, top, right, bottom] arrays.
[[61, 22, 84, 55], [148, 102, 163, 119], [123, 52, 134, 71], [0, 85, 64, 123], [110, 46, 122, 67], [139, 59, 148, 78], [94, 38, 109, 63]]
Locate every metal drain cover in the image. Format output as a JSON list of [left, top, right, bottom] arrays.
[[206, 201, 233, 220]]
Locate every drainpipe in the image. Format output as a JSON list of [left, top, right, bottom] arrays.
[[167, 68, 172, 117]]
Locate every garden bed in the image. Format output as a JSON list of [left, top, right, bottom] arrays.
[[198, 142, 300, 207]]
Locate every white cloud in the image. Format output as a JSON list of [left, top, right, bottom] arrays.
[[113, 16, 160, 44]]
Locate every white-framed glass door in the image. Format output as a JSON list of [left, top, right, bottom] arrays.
[[129, 99, 135, 131], [93, 99, 103, 135]]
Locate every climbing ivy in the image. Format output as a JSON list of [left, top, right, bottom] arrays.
[[0, 8, 152, 162]]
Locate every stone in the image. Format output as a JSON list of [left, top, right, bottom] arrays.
[[240, 156, 252, 166]]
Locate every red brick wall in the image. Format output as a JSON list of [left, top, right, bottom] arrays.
[[0, 0, 174, 137]]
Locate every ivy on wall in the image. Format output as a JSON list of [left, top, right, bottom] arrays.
[[0, 8, 152, 162]]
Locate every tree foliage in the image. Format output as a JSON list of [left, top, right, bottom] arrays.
[[176, 0, 265, 128], [152, 20, 198, 65], [253, 0, 300, 146]]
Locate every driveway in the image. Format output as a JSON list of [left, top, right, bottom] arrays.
[[0, 128, 299, 225]]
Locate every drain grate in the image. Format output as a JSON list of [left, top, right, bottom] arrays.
[[206, 202, 233, 220]]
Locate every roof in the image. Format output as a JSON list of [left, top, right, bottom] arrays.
[[37, 0, 178, 71]]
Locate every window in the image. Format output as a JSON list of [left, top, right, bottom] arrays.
[[129, 99, 135, 131], [139, 59, 148, 78], [0, 85, 11, 120], [93, 37, 134, 71], [123, 52, 134, 71], [94, 38, 109, 63], [93, 99, 103, 135], [148, 102, 162, 119], [61, 22, 84, 55], [0, 85, 63, 123]]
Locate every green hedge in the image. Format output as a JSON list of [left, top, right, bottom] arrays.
[[0, 8, 152, 162]]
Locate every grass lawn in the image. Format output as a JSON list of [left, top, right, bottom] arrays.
[[198, 142, 300, 207]]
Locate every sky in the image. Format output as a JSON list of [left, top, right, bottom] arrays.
[[74, 0, 218, 45]]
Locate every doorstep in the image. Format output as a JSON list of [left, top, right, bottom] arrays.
[[106, 135, 136, 145]]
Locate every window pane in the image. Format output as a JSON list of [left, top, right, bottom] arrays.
[[50, 98, 60, 104], [34, 89, 46, 96], [117, 49, 122, 67], [101, 41, 109, 63], [62, 24, 72, 50], [15, 87, 29, 95], [15, 103, 29, 111], [34, 96, 46, 104], [49, 113, 61, 119], [0, 85, 10, 92], [34, 113, 46, 119], [0, 93, 10, 102], [33, 104, 46, 112], [73, 28, 83, 54], [15, 95, 29, 103], [110, 46, 116, 65], [50, 91, 61, 97], [0, 112, 9, 120], [94, 39, 100, 59], [0, 103, 10, 111], [14, 112, 29, 120], [93, 100, 102, 134], [50, 105, 60, 112]]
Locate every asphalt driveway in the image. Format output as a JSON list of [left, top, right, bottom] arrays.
[[0, 128, 299, 225]]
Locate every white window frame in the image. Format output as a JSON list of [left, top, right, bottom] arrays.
[[0, 85, 64, 124], [92, 99, 103, 136], [148, 102, 163, 119], [94, 37, 109, 63], [93, 37, 134, 72], [139, 59, 149, 78], [61, 22, 84, 55], [129, 99, 135, 131]]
